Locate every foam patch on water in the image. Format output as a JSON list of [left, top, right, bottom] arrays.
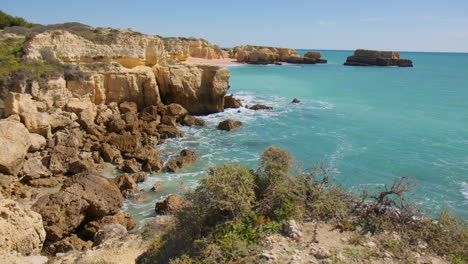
[[462, 182, 468, 200]]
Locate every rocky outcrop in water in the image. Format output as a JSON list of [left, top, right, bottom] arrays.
[[217, 119, 243, 131], [344, 49, 413, 67], [232, 45, 327, 64]]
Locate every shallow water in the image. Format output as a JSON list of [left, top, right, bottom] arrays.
[[123, 50, 468, 223]]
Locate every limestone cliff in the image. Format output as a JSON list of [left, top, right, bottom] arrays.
[[23, 30, 166, 68], [153, 64, 230, 115], [232, 45, 327, 64], [163, 37, 227, 61], [344, 49, 413, 67]]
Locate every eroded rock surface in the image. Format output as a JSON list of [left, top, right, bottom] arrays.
[[344, 49, 413, 67]]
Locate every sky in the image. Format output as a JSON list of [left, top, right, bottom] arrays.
[[2, 0, 468, 52]]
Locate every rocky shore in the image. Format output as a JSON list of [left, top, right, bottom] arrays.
[[230, 45, 327, 64]]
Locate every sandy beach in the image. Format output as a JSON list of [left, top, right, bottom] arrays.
[[185, 56, 242, 66]]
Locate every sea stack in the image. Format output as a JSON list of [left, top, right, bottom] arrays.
[[231, 45, 327, 64], [344, 49, 413, 67]]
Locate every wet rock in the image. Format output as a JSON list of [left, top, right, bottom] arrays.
[[224, 94, 242, 108], [155, 194, 189, 215], [164, 149, 200, 172], [0, 199, 46, 255], [132, 172, 148, 183], [93, 224, 127, 247], [99, 143, 122, 163], [151, 181, 164, 192], [217, 119, 243, 131], [292, 98, 301, 103], [120, 158, 142, 173], [114, 173, 137, 198], [157, 124, 183, 139], [249, 104, 273, 110], [161, 115, 177, 126], [143, 158, 164, 173], [182, 115, 205, 126]]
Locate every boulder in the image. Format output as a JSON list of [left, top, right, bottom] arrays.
[[132, 172, 148, 183], [155, 194, 189, 215], [124, 146, 159, 162], [20, 111, 51, 137], [224, 94, 242, 108], [27, 177, 63, 188], [182, 115, 205, 126], [151, 181, 164, 192], [139, 105, 160, 122], [80, 212, 136, 240], [106, 132, 142, 153], [119, 101, 138, 114], [0, 119, 32, 175], [93, 223, 127, 247], [217, 119, 243, 131], [160, 115, 177, 127], [47, 234, 92, 254], [120, 158, 142, 173], [20, 157, 50, 181], [143, 158, 164, 173], [114, 173, 137, 198], [0, 199, 46, 255], [153, 64, 230, 115], [282, 220, 302, 240], [249, 104, 273, 110], [164, 149, 200, 172], [29, 133, 47, 152], [61, 172, 123, 218], [344, 49, 413, 67], [163, 103, 189, 118], [304, 51, 322, 59], [99, 143, 122, 163], [3, 92, 38, 117], [107, 117, 126, 133], [291, 98, 301, 103], [32, 191, 89, 242], [157, 124, 183, 139]]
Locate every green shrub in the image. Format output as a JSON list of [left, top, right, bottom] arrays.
[[0, 10, 40, 29]]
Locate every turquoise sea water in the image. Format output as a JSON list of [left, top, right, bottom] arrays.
[[123, 50, 468, 223]]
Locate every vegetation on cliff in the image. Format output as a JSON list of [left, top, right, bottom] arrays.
[[0, 10, 40, 29], [137, 146, 467, 264]]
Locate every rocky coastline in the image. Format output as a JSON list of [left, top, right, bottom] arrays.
[[344, 49, 413, 67]]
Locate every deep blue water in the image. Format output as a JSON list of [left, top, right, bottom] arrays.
[[122, 50, 468, 223]]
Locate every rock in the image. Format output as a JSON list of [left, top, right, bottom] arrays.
[[3, 92, 38, 117], [160, 115, 177, 127], [132, 172, 148, 183], [292, 98, 301, 103], [217, 119, 243, 131], [232, 45, 327, 64], [27, 177, 63, 188], [310, 247, 331, 259], [155, 194, 189, 215], [66, 100, 97, 128], [304, 51, 322, 59], [163, 37, 227, 61], [182, 115, 205, 126], [80, 212, 136, 240], [143, 158, 164, 173], [99, 143, 122, 163], [0, 119, 32, 174], [224, 94, 242, 108], [0, 199, 46, 255], [61, 171, 123, 218], [20, 111, 51, 137], [114, 173, 137, 198], [107, 117, 126, 133], [119, 101, 138, 114], [32, 191, 89, 242], [164, 149, 200, 172], [344, 49, 413, 67], [122, 111, 138, 131], [106, 132, 142, 153], [163, 103, 189, 118], [29, 133, 47, 152], [151, 181, 164, 192], [93, 224, 127, 247], [48, 234, 92, 254], [124, 146, 159, 163], [139, 105, 160, 122], [249, 104, 272, 110], [120, 158, 142, 173], [0, 252, 48, 264], [364, 241, 377, 248], [157, 124, 183, 139], [153, 64, 230, 115], [20, 157, 50, 181], [283, 220, 303, 240]]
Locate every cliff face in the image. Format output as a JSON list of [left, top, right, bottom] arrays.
[[153, 64, 230, 115], [232, 45, 327, 64], [163, 37, 227, 61], [24, 30, 166, 68], [344, 49, 413, 67]]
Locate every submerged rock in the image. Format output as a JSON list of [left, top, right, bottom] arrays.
[[344, 49, 413, 67], [292, 98, 301, 103], [217, 119, 243, 131], [249, 104, 273, 110], [165, 149, 200, 172]]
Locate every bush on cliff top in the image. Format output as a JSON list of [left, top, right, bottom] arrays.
[[0, 10, 40, 29]]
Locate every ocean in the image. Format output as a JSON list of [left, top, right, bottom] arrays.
[[120, 50, 468, 223]]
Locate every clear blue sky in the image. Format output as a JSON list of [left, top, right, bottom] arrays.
[[2, 0, 468, 52]]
